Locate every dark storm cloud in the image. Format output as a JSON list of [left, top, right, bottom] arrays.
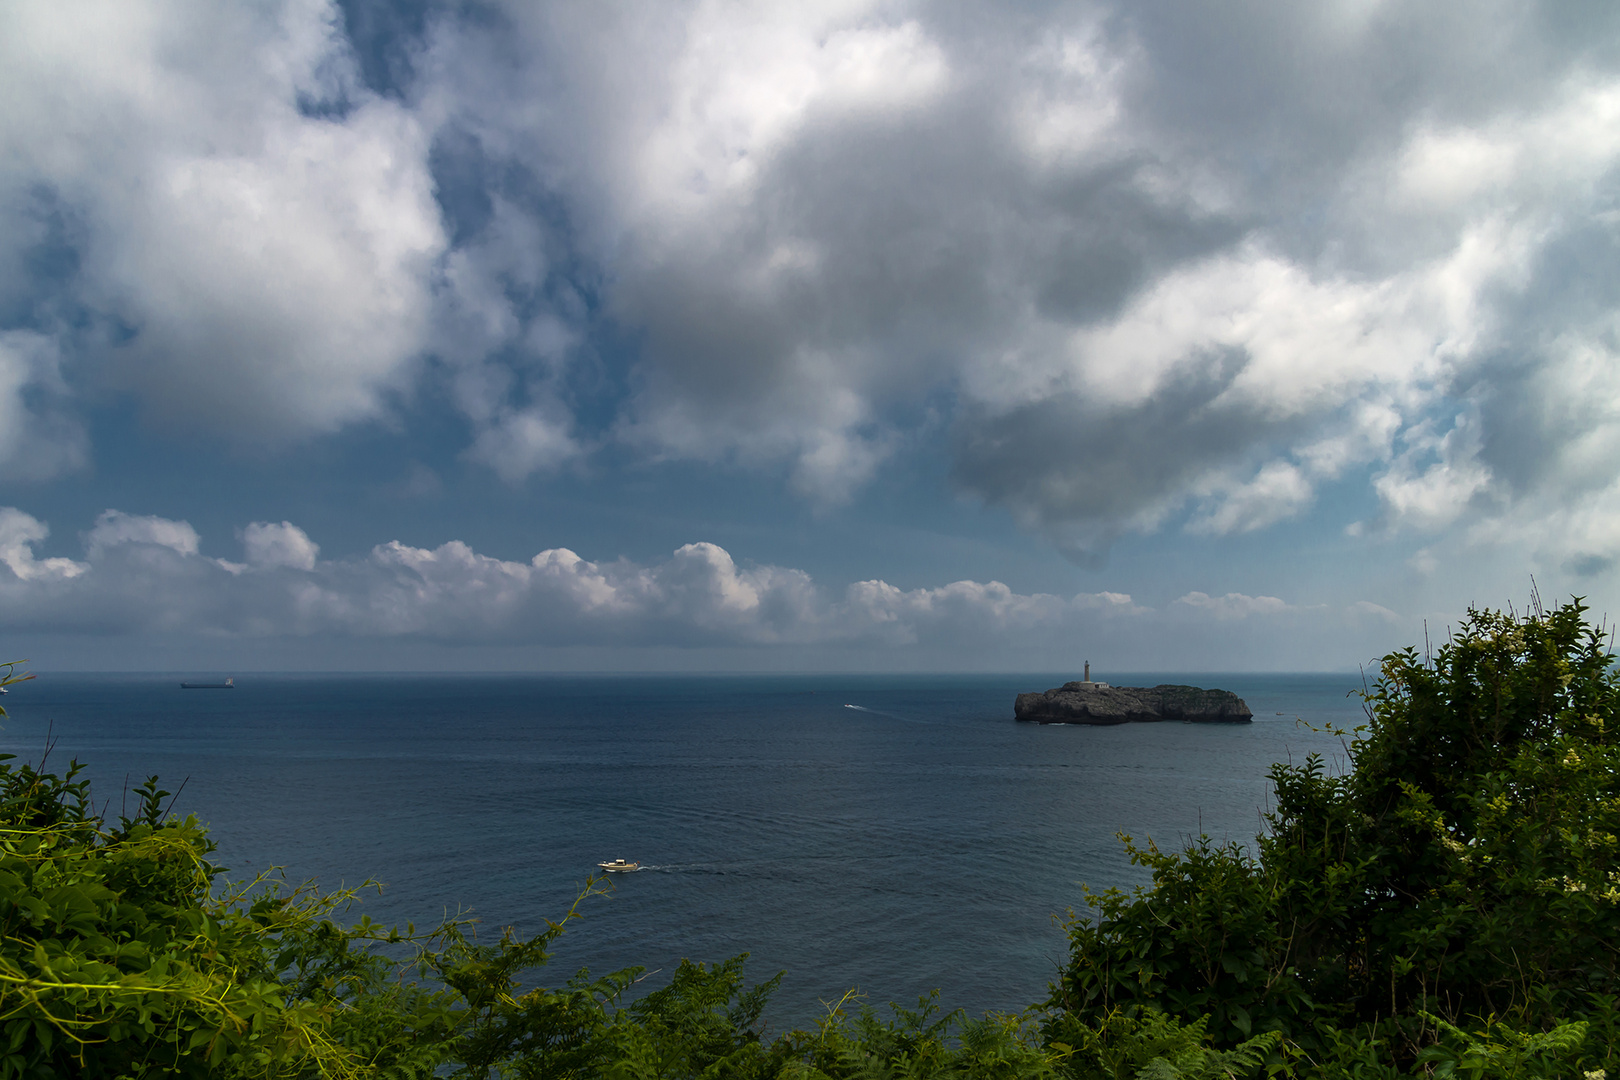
[[950, 362, 1286, 560]]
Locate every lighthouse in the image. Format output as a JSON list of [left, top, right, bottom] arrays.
[[1084, 660, 1090, 683]]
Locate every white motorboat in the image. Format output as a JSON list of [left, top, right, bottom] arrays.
[[597, 858, 639, 873]]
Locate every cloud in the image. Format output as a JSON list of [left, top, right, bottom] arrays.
[[464, 407, 581, 484], [432, 194, 587, 479], [86, 511, 200, 559], [0, 332, 87, 481], [454, 1, 1618, 549], [4, 506, 1448, 670], [0, 507, 1196, 652], [1373, 414, 1496, 531], [6, 0, 1620, 565], [1074, 590, 1144, 613], [839, 578, 1068, 645], [1188, 461, 1315, 536], [1175, 591, 1291, 619], [1349, 600, 1401, 623], [0, 0, 444, 445], [241, 521, 320, 571], [0, 508, 86, 581]]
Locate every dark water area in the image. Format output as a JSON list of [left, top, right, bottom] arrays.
[[0, 672, 1365, 1029]]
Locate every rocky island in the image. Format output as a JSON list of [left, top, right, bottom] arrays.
[[1014, 679, 1252, 725]]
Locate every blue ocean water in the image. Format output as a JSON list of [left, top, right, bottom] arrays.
[[0, 672, 1365, 1029]]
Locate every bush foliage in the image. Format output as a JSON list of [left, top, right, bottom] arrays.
[[1, 598, 1618, 1077], [1051, 597, 1620, 1075]]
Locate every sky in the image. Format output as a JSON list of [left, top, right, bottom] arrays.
[[2, 0, 1619, 673]]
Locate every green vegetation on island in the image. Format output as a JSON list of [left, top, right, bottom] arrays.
[[1, 597, 1618, 1077]]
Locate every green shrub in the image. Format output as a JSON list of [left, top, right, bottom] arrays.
[[1049, 598, 1620, 1074]]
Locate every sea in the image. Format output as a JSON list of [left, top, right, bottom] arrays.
[[0, 672, 1367, 1031]]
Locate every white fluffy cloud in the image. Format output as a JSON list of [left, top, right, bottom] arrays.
[[87, 511, 199, 559], [0, 508, 85, 582], [240, 521, 320, 571], [0, 0, 443, 443], [0, 506, 1382, 657]]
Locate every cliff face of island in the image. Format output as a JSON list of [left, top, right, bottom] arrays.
[[1014, 682, 1253, 724]]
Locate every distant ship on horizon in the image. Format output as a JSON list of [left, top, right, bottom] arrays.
[[180, 677, 234, 689]]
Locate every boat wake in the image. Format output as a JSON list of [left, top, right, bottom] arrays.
[[842, 704, 928, 724]]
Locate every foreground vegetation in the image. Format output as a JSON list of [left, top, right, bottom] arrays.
[[1, 597, 1617, 1077]]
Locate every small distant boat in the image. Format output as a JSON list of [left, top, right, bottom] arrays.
[[597, 858, 639, 873], [181, 678, 235, 689]]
